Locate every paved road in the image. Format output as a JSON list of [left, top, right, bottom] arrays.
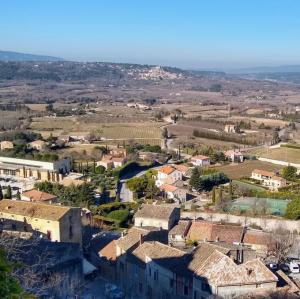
[[119, 181, 133, 202], [118, 165, 162, 202]]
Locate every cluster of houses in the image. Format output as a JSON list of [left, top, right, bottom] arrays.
[[0, 139, 49, 151], [96, 147, 127, 169], [93, 204, 295, 299], [155, 164, 192, 203]]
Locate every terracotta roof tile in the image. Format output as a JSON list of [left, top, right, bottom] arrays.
[[99, 240, 117, 261], [252, 169, 274, 177], [158, 165, 176, 175], [169, 220, 191, 236], [160, 184, 178, 193], [134, 204, 177, 220], [188, 221, 243, 244], [116, 227, 150, 251], [173, 164, 190, 174], [22, 189, 57, 202], [0, 199, 73, 221], [195, 250, 277, 286], [132, 241, 186, 270], [191, 155, 210, 161]]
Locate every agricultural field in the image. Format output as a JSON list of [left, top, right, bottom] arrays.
[[29, 115, 164, 145], [212, 160, 284, 180], [250, 146, 300, 164], [224, 116, 289, 128], [25, 103, 48, 111]]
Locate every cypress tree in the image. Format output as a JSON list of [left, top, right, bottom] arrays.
[[6, 185, 12, 199]]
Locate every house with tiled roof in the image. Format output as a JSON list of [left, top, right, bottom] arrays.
[[225, 149, 244, 163], [134, 204, 180, 230], [156, 165, 182, 187], [120, 238, 275, 299], [193, 250, 277, 298], [173, 164, 192, 177], [159, 184, 187, 203], [168, 220, 192, 247], [0, 199, 82, 245], [242, 229, 275, 257], [0, 140, 14, 150], [28, 139, 48, 151], [187, 220, 243, 244], [21, 189, 58, 204], [96, 154, 127, 169], [191, 155, 210, 167], [128, 241, 187, 299], [251, 169, 287, 190]]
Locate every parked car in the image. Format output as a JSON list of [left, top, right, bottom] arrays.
[[268, 263, 278, 271], [280, 263, 290, 272], [289, 262, 300, 273]]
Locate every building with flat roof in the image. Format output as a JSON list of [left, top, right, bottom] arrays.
[[0, 156, 71, 183]]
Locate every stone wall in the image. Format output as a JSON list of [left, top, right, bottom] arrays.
[[181, 211, 300, 233]]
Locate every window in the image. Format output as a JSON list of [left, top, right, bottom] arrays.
[[169, 279, 174, 288], [193, 291, 197, 299], [139, 283, 143, 293], [69, 225, 73, 239], [154, 270, 158, 281], [120, 262, 124, 272], [184, 285, 189, 296], [147, 286, 152, 297], [148, 267, 151, 277]]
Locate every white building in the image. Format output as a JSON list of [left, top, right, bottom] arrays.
[[225, 150, 244, 163], [251, 169, 287, 190], [155, 165, 182, 187], [134, 204, 180, 230], [191, 155, 210, 167], [160, 184, 187, 203]]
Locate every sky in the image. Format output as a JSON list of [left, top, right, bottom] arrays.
[[1, 0, 300, 69]]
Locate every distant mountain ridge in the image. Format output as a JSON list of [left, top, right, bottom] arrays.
[[0, 50, 64, 62], [229, 65, 300, 74]]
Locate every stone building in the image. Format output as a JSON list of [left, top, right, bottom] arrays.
[[134, 204, 180, 230], [0, 199, 82, 245]]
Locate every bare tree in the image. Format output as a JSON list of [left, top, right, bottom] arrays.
[[265, 227, 295, 264], [0, 235, 80, 298]]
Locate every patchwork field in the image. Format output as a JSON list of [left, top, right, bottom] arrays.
[[212, 160, 284, 180], [25, 103, 48, 111], [30, 116, 164, 145], [250, 147, 300, 164]]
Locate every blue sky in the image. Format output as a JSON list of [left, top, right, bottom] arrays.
[[1, 0, 300, 69]]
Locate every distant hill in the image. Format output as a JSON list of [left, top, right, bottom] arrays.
[[0, 60, 190, 81], [0, 50, 64, 62], [229, 65, 300, 74]]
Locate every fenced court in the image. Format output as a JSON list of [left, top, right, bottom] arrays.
[[230, 197, 291, 216]]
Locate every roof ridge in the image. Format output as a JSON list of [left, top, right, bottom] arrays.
[[152, 241, 186, 254], [196, 249, 235, 273]]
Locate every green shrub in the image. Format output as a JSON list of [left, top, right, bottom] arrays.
[[107, 209, 130, 224]]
